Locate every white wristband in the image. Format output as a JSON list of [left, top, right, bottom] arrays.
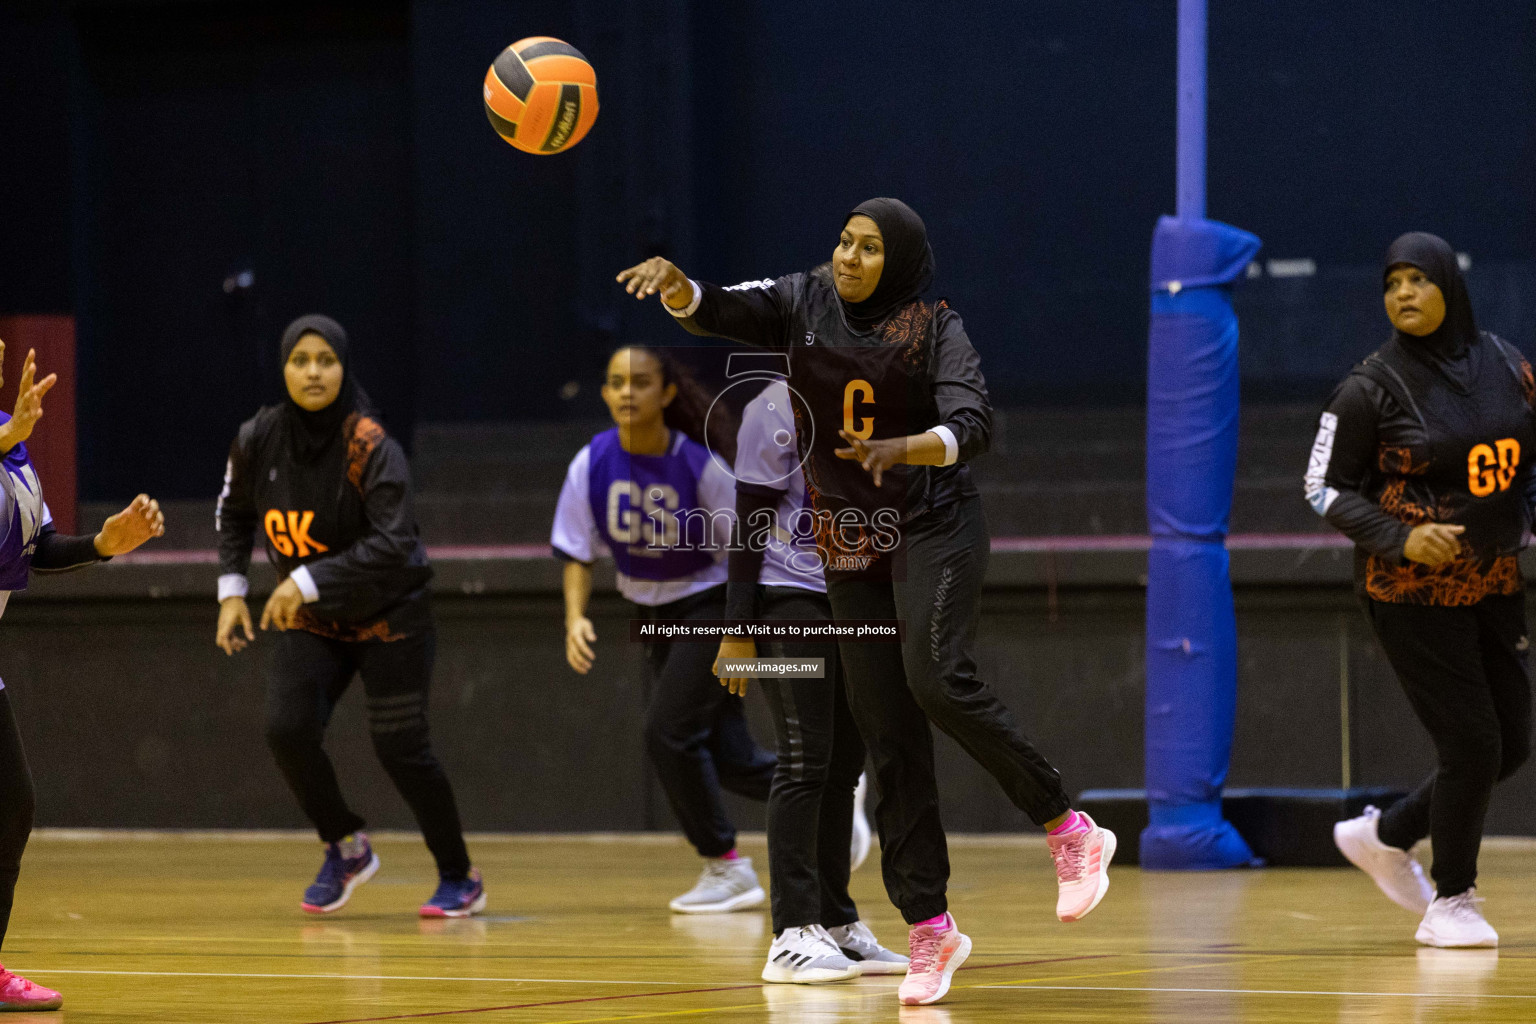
[[217, 574, 250, 603], [665, 279, 703, 318], [927, 425, 960, 467], [289, 565, 320, 604]]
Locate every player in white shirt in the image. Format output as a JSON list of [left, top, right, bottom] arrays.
[[715, 377, 907, 983], [553, 346, 774, 912]]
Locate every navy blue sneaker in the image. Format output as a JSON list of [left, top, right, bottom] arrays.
[[301, 833, 380, 914], [419, 867, 486, 918]]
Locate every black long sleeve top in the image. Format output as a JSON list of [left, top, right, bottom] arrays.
[[671, 272, 990, 527], [216, 407, 432, 640], [1306, 331, 1536, 605], [32, 529, 106, 573]]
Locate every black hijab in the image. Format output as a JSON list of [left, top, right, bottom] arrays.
[[1383, 232, 1480, 390], [279, 314, 371, 465], [840, 197, 935, 329]]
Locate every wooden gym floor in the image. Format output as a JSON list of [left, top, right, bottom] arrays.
[[6, 832, 1535, 1023]]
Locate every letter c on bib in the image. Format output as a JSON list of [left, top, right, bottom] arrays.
[[843, 380, 875, 440]]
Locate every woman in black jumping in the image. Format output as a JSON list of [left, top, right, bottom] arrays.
[[1313, 232, 1533, 948], [619, 197, 1114, 1007], [215, 314, 484, 919]]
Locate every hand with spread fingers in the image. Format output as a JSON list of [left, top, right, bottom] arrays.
[[615, 257, 694, 309], [835, 430, 908, 489], [94, 494, 166, 557], [0, 343, 59, 455]]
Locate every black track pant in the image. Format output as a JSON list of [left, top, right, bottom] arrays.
[[266, 626, 472, 879], [639, 586, 775, 858], [1368, 593, 1532, 897], [828, 495, 1071, 924], [0, 690, 33, 951], [757, 586, 864, 934]]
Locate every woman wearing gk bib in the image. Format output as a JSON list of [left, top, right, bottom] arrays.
[[552, 345, 777, 913], [215, 315, 484, 919], [1312, 233, 1534, 948], [619, 198, 1115, 1006]]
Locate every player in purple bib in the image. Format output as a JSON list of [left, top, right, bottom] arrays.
[[0, 342, 164, 1012], [553, 345, 775, 913]]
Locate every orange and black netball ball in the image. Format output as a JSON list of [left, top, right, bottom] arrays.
[[483, 37, 599, 155]]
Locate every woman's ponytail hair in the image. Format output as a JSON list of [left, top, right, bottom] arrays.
[[617, 346, 737, 467]]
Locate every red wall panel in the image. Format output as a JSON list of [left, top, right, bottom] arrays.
[[0, 315, 77, 534]]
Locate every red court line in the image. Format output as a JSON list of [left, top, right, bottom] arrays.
[[303, 955, 1114, 1024]]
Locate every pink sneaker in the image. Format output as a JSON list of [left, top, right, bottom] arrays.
[[896, 913, 972, 1006], [0, 965, 62, 1011], [1048, 812, 1116, 922]]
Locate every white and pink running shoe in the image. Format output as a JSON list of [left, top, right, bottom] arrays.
[[0, 965, 61, 1011], [1048, 812, 1116, 922], [897, 913, 971, 1005]]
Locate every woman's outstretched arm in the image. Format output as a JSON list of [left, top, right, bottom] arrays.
[[617, 257, 791, 349]]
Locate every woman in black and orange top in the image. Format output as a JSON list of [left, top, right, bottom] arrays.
[[215, 315, 483, 919], [1309, 233, 1534, 948], [619, 199, 1114, 1007]]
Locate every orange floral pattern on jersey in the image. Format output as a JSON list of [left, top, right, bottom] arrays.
[[1365, 553, 1521, 606], [790, 399, 890, 577], [880, 299, 942, 373], [803, 474, 891, 576], [345, 414, 385, 491], [1377, 445, 1421, 476], [1367, 441, 1522, 605], [293, 608, 407, 643]]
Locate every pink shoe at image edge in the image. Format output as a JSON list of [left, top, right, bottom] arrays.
[[1049, 812, 1117, 922], [897, 913, 972, 1005], [0, 965, 62, 1011]]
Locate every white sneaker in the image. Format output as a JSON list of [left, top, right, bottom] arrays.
[[827, 920, 908, 974], [850, 773, 872, 871], [761, 924, 860, 984], [1334, 805, 1433, 914], [1416, 889, 1498, 948], [669, 857, 766, 914]]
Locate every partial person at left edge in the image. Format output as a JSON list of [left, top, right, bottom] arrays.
[[0, 339, 166, 1012], [214, 315, 486, 921]]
